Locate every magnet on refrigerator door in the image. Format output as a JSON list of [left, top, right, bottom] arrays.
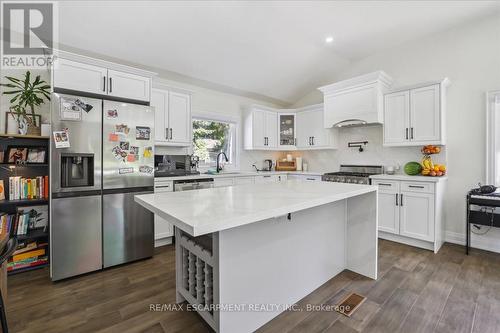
[[135, 126, 150, 140]]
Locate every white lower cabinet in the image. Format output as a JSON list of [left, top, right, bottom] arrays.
[[214, 178, 234, 188], [376, 181, 400, 234], [154, 179, 174, 245], [234, 177, 255, 185], [399, 191, 435, 242], [372, 177, 445, 253], [255, 174, 279, 183], [288, 174, 322, 181]]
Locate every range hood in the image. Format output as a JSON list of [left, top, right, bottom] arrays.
[[318, 71, 393, 128]]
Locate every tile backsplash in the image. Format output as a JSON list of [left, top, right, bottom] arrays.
[[276, 125, 446, 173]]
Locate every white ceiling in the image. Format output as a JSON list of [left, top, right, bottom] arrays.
[[54, 1, 499, 104]]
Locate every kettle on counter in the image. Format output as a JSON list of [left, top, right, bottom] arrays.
[[264, 159, 273, 171]]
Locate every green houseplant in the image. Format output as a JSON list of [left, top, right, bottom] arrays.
[[0, 71, 50, 135]]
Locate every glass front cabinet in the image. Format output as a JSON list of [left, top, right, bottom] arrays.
[[278, 113, 296, 149]]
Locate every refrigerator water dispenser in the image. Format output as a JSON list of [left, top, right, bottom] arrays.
[[61, 153, 94, 188]]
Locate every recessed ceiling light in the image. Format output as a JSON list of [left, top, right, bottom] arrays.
[[325, 36, 334, 44]]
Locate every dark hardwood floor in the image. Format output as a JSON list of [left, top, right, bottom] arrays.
[[6, 240, 500, 333]]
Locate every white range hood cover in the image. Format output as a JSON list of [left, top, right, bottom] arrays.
[[318, 71, 393, 128]]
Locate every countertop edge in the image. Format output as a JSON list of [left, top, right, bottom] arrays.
[[135, 185, 377, 236], [369, 174, 448, 183]]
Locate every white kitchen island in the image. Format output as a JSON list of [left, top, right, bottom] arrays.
[[135, 181, 378, 333]]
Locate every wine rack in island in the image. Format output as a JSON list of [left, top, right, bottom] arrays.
[[0, 134, 49, 274]]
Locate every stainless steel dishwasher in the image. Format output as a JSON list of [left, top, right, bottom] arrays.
[[173, 178, 215, 192]]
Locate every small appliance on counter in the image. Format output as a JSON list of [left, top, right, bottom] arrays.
[[154, 154, 200, 177], [322, 165, 384, 184]]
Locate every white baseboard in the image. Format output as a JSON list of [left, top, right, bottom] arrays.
[[155, 237, 173, 248], [444, 230, 500, 254]]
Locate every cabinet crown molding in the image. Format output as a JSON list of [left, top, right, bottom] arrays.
[[317, 70, 393, 94], [52, 49, 157, 78], [386, 78, 450, 94]]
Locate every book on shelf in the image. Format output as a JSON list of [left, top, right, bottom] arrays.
[[8, 256, 48, 271], [12, 248, 45, 262], [13, 241, 38, 255], [7, 175, 49, 201], [0, 210, 48, 237]]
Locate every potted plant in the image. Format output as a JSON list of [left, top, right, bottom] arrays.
[[0, 71, 50, 136]]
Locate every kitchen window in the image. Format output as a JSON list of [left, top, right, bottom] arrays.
[[192, 117, 237, 169]]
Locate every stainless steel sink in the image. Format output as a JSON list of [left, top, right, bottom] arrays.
[[204, 171, 242, 175]]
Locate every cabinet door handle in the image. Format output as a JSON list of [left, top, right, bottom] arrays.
[[410, 127, 414, 139], [312, 136, 315, 145], [395, 193, 398, 206], [409, 185, 424, 189], [400, 193, 404, 206], [103, 76, 106, 92], [109, 77, 113, 93], [306, 178, 316, 181], [405, 128, 409, 140], [378, 183, 392, 186], [165, 128, 168, 140], [170, 128, 173, 140], [294, 138, 297, 146], [309, 137, 311, 145]]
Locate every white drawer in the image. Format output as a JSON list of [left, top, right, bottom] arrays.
[[401, 181, 434, 194], [214, 178, 235, 187], [372, 180, 399, 192], [234, 177, 254, 185], [154, 179, 173, 192]]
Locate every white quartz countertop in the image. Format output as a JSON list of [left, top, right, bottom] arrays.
[[135, 181, 376, 236], [370, 174, 448, 183], [154, 171, 323, 181]]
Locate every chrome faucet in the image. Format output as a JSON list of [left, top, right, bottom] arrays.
[[216, 152, 229, 173]]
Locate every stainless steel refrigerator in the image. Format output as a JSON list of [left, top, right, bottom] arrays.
[[50, 93, 154, 281]]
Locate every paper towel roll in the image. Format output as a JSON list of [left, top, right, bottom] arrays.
[[296, 157, 302, 171]]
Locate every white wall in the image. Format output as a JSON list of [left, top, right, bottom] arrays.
[[292, 14, 500, 251], [0, 68, 51, 132]]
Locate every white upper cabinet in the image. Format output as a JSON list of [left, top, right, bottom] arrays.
[[152, 89, 168, 142], [410, 85, 441, 143], [53, 58, 108, 95], [53, 55, 154, 102], [265, 111, 278, 148], [245, 104, 337, 151], [278, 113, 296, 149], [318, 71, 393, 128], [168, 91, 191, 145], [107, 69, 150, 102], [296, 105, 338, 149], [244, 107, 277, 150], [384, 90, 409, 144], [152, 88, 192, 146], [383, 80, 448, 146]]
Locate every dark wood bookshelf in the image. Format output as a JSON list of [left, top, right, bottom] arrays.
[[0, 198, 48, 206], [8, 262, 49, 275], [0, 134, 49, 140], [0, 163, 49, 167], [17, 228, 49, 242], [0, 134, 50, 275]]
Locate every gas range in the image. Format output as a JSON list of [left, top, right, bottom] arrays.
[[322, 165, 384, 185]]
